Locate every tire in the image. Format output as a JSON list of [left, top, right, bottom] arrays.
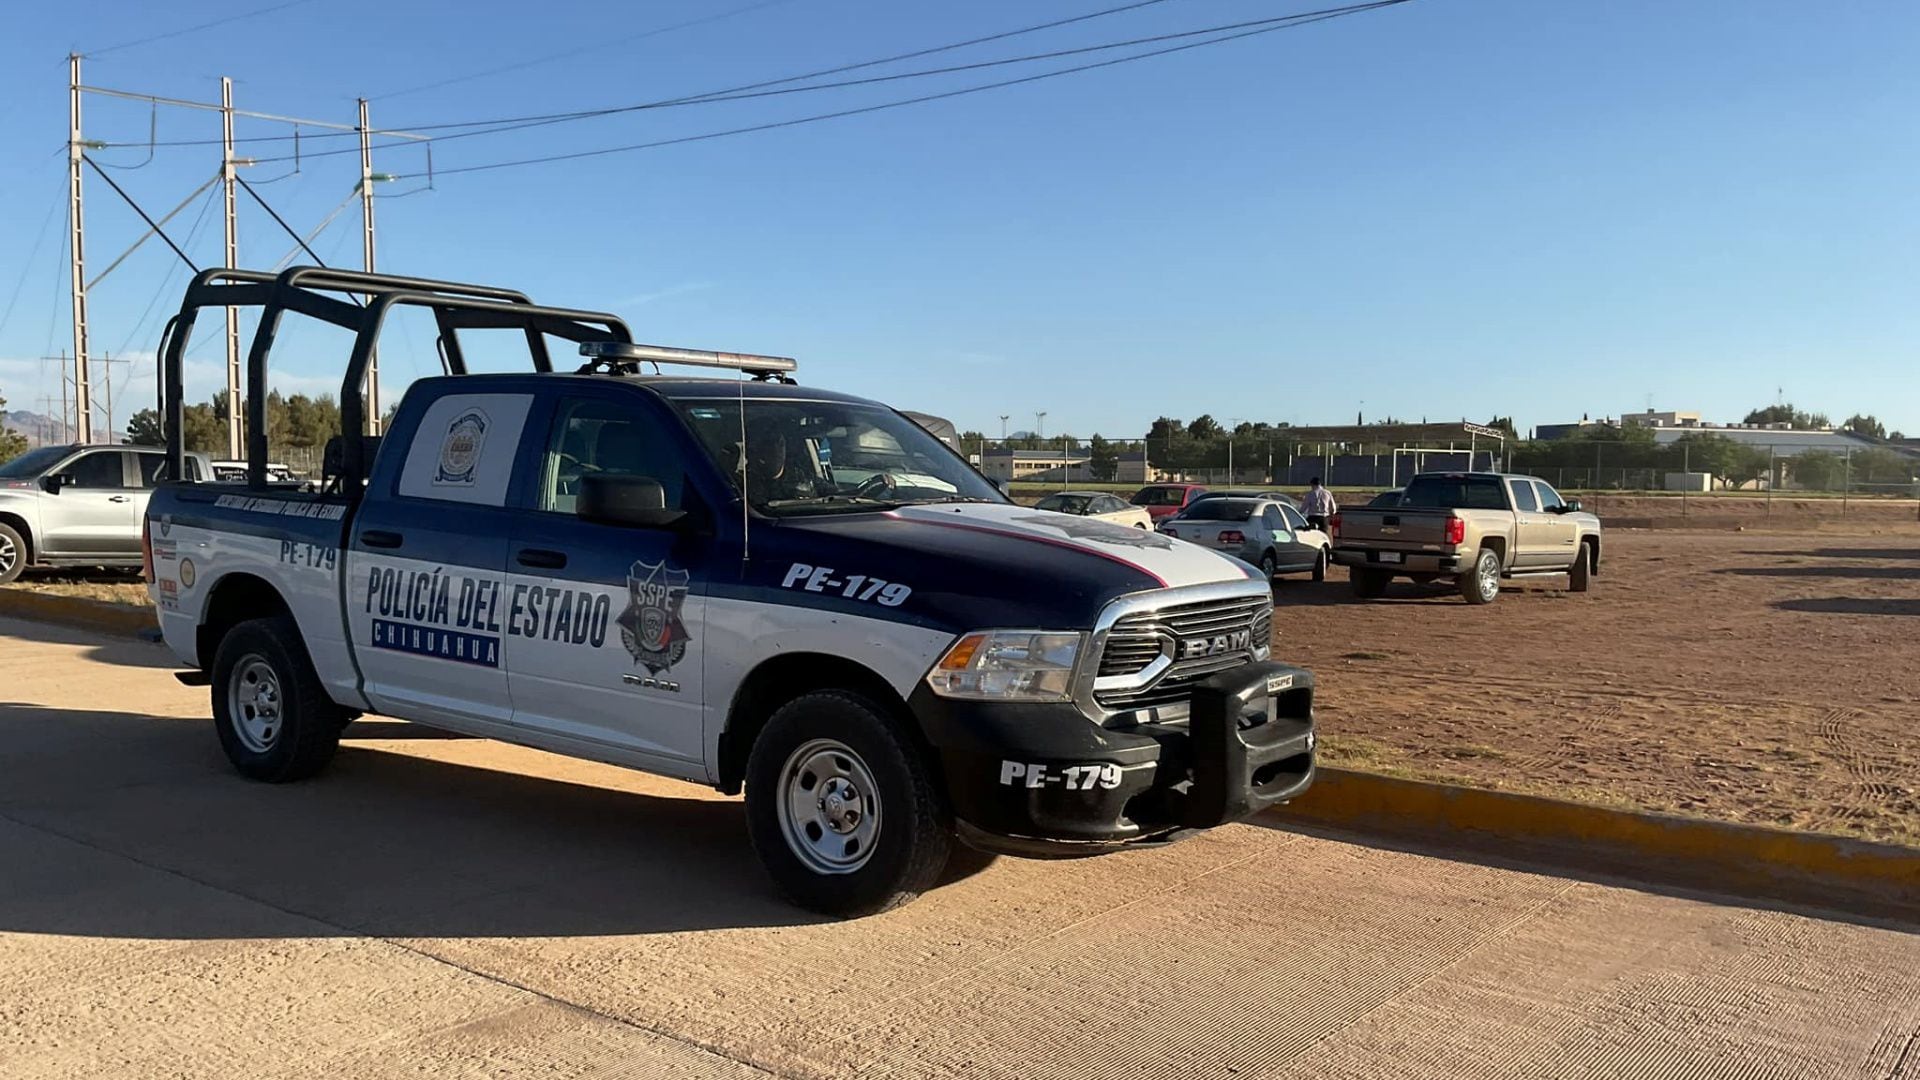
[[745, 689, 952, 917], [1350, 567, 1391, 599], [1568, 543, 1592, 592], [211, 616, 345, 782], [1460, 548, 1501, 605], [0, 521, 24, 585], [1312, 547, 1328, 582], [1258, 550, 1278, 579]]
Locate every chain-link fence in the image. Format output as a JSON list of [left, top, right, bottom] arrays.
[[966, 432, 1920, 511]]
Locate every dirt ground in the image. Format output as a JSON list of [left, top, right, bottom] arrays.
[[1284, 527, 1920, 845], [10, 570, 149, 606]]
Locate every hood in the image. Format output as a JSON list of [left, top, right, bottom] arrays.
[[748, 502, 1260, 633]]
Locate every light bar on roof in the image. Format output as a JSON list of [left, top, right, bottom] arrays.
[[580, 340, 797, 374]]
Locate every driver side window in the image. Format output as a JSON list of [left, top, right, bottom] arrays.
[[1534, 481, 1565, 511], [541, 398, 685, 514], [1280, 504, 1310, 532]]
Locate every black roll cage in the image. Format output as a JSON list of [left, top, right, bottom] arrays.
[[157, 266, 633, 499]]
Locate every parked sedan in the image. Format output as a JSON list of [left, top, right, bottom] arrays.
[[1159, 496, 1331, 580], [1130, 482, 1208, 520], [1033, 490, 1153, 528]]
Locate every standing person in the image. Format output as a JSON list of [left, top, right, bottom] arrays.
[[1302, 477, 1336, 533]]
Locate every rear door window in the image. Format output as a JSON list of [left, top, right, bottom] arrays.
[[1510, 481, 1540, 512]]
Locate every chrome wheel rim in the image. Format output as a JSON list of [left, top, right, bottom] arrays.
[[0, 534, 16, 576], [227, 656, 284, 753], [1478, 555, 1499, 597], [777, 738, 881, 875]]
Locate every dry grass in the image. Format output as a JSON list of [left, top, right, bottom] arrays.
[[9, 574, 152, 608]]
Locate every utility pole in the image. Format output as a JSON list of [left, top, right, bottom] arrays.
[[358, 98, 380, 435], [221, 77, 243, 458], [67, 55, 93, 444], [93, 353, 130, 441], [998, 414, 1009, 441]]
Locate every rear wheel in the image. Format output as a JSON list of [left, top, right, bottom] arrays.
[[1568, 543, 1592, 592], [745, 690, 951, 917], [1258, 550, 1278, 579], [1460, 548, 1501, 605], [1350, 567, 1391, 599], [212, 616, 345, 781], [1312, 547, 1328, 582], [0, 522, 24, 584]]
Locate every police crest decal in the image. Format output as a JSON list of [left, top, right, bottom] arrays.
[[433, 408, 490, 485], [619, 559, 691, 674]]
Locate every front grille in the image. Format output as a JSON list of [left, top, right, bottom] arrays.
[[1093, 594, 1272, 713]]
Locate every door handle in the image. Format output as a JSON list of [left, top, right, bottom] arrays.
[[360, 530, 404, 549], [516, 548, 568, 570], [108, 495, 132, 503]]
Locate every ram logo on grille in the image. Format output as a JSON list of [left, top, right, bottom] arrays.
[[1178, 628, 1252, 660]]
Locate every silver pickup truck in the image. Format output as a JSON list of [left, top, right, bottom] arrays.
[[1330, 472, 1601, 604], [0, 444, 211, 583]]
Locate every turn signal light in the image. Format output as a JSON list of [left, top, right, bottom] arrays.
[[1444, 517, 1466, 545]]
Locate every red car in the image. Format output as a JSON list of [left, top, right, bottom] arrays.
[[1130, 483, 1209, 520]]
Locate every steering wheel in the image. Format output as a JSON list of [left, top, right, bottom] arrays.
[[851, 472, 898, 498]]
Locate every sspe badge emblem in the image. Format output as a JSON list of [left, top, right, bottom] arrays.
[[619, 559, 690, 674], [433, 408, 489, 485]]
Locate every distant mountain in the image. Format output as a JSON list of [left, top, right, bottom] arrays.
[[3, 410, 124, 447]]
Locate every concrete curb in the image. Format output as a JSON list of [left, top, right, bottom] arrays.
[[1277, 767, 1920, 923], [0, 590, 157, 639]]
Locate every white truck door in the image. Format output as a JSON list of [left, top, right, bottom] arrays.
[[504, 394, 707, 767], [346, 391, 535, 728]]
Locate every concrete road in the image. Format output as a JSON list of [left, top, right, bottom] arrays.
[[2, 615, 1917, 1080]]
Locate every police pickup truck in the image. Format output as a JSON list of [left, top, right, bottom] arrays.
[[144, 268, 1315, 916]]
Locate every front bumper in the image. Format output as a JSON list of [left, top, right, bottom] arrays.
[[913, 661, 1316, 857], [1331, 546, 1460, 574]]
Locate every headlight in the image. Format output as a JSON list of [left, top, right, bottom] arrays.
[[925, 630, 1083, 702]]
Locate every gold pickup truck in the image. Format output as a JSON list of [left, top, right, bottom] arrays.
[[1329, 472, 1601, 604]]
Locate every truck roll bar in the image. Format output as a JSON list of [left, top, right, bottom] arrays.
[[160, 266, 634, 498]]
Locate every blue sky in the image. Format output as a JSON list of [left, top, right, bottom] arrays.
[[2, 0, 1915, 440]]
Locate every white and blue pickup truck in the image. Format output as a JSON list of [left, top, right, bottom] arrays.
[[144, 267, 1316, 915]]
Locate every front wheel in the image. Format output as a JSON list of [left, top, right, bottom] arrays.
[[0, 521, 25, 584], [745, 690, 952, 917], [1460, 548, 1502, 605], [1568, 543, 1592, 592], [1312, 547, 1328, 582], [212, 616, 346, 781]]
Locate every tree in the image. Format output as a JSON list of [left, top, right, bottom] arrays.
[[0, 391, 26, 465], [1842, 414, 1886, 440], [1743, 403, 1830, 430], [1087, 434, 1118, 481], [1789, 450, 1843, 490], [1187, 414, 1222, 441], [126, 408, 165, 446], [1486, 416, 1518, 440]]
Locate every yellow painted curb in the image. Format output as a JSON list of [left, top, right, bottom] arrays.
[[0, 589, 157, 639], [1275, 767, 1920, 923]]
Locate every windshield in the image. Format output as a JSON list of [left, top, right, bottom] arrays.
[[0, 446, 72, 479], [1402, 476, 1508, 510], [1177, 498, 1255, 522], [674, 398, 1004, 516], [1131, 486, 1190, 506], [1035, 494, 1094, 514]]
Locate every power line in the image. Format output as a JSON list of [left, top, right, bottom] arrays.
[[406, 1, 1411, 179], [84, 0, 318, 58], [250, 0, 1396, 168], [370, 0, 807, 102], [0, 182, 62, 343], [106, 0, 1180, 151]]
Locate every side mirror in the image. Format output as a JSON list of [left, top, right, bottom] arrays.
[[1563, 500, 1582, 513], [577, 474, 688, 530], [40, 474, 70, 494]]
